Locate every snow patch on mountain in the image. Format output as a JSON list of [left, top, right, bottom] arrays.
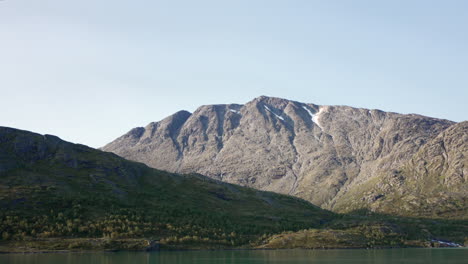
[[302, 105, 323, 129], [264, 105, 284, 121]]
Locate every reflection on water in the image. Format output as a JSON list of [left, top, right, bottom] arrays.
[[2, 248, 468, 264]]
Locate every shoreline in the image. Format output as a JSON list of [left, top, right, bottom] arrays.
[[1, 245, 465, 255]]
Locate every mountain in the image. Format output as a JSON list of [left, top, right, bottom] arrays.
[[1, 126, 466, 252], [103, 96, 467, 218], [0, 126, 334, 251]]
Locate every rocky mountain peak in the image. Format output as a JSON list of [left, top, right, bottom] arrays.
[[102, 97, 466, 217]]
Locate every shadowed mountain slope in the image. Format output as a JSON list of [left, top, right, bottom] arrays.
[[0, 126, 334, 249]]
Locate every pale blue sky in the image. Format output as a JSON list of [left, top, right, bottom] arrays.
[[1, 0, 467, 148]]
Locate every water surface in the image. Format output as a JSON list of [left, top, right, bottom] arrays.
[[2, 248, 467, 264]]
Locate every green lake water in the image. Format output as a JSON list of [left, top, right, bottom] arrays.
[[2, 248, 467, 264]]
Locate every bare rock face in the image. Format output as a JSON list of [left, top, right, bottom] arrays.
[[102, 96, 466, 217]]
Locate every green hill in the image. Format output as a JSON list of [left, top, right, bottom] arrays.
[[0, 126, 333, 251]]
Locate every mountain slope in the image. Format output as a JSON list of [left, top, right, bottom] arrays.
[[0, 126, 334, 249], [102, 96, 466, 218], [332, 121, 468, 218]]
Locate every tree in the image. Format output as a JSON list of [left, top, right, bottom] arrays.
[[2, 232, 10, 240]]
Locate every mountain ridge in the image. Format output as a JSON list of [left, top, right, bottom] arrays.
[[103, 96, 467, 218]]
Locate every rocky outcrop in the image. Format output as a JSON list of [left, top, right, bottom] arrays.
[[102, 96, 466, 217]]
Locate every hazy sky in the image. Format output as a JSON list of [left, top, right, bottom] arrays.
[[1, 0, 467, 148]]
